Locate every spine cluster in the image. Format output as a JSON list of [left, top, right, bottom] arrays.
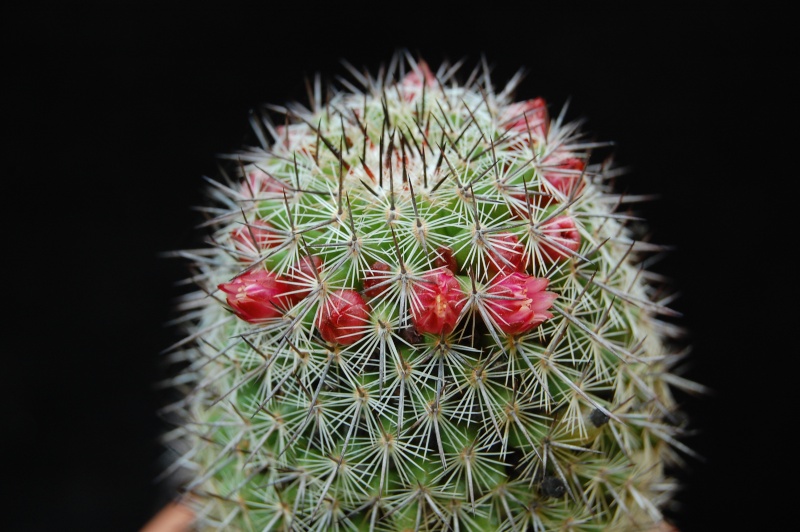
[[164, 55, 696, 531]]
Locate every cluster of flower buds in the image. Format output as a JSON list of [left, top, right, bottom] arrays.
[[497, 101, 585, 263], [219, 258, 558, 341], [173, 57, 689, 532]]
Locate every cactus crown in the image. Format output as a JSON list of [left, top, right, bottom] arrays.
[[163, 52, 697, 531]]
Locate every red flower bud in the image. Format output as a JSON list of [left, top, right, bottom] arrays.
[[287, 255, 323, 302], [411, 268, 466, 336], [316, 289, 372, 345], [363, 261, 393, 299], [487, 233, 526, 277], [541, 156, 586, 203], [231, 219, 280, 261], [502, 98, 548, 140], [485, 272, 557, 336], [240, 169, 288, 199], [433, 246, 459, 273], [218, 269, 293, 323], [540, 216, 581, 263]]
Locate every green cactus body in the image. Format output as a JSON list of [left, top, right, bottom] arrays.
[[165, 55, 695, 531]]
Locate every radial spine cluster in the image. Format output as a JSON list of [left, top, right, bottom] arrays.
[[163, 53, 697, 531]]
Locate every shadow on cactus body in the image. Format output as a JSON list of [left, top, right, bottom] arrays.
[[162, 53, 700, 531]]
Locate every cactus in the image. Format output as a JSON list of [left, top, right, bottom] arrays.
[[162, 53, 698, 531]]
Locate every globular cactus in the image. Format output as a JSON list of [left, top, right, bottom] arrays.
[[162, 53, 698, 531]]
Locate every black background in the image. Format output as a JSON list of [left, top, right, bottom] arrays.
[[6, 2, 789, 531]]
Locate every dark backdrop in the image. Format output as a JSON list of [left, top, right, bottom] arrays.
[[6, 3, 787, 531]]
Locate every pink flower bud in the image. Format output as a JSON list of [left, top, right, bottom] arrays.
[[485, 272, 557, 336], [363, 261, 392, 299], [231, 219, 280, 261], [487, 233, 526, 277], [502, 98, 548, 140], [511, 154, 586, 215], [316, 289, 371, 345], [540, 216, 581, 263], [240, 169, 288, 199], [433, 246, 459, 273], [400, 61, 437, 101], [541, 156, 586, 203], [218, 269, 293, 323], [411, 268, 466, 336], [287, 255, 323, 302]]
